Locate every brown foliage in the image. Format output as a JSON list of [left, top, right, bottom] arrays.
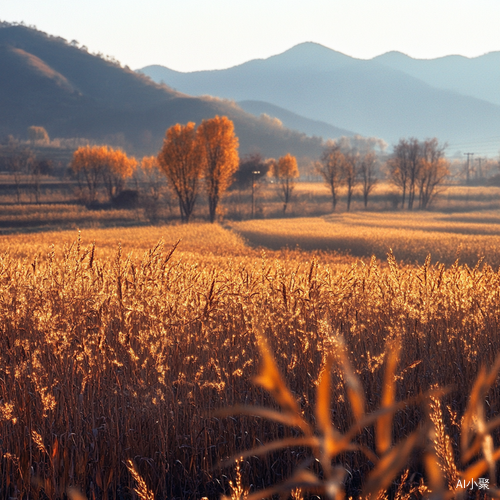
[[197, 116, 239, 223], [268, 153, 299, 213], [157, 122, 203, 223], [27, 126, 49, 144], [70, 145, 136, 202]]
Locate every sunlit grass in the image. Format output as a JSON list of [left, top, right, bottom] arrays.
[[2, 222, 500, 498], [229, 211, 500, 266]]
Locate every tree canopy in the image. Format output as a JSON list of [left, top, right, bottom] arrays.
[[71, 145, 136, 203], [197, 116, 239, 223], [157, 122, 203, 223], [269, 153, 299, 213]]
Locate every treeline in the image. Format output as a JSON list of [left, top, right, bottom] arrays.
[[69, 116, 303, 223], [317, 136, 450, 211], [2, 118, 497, 220]]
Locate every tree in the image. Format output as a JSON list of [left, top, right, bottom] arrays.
[[387, 139, 411, 209], [359, 151, 378, 208], [28, 159, 53, 204], [233, 153, 268, 189], [100, 147, 137, 201], [342, 149, 360, 211], [157, 122, 202, 223], [269, 153, 299, 213], [71, 145, 106, 203], [7, 148, 34, 203], [71, 145, 136, 203], [418, 139, 449, 209], [139, 156, 166, 222], [27, 126, 49, 145], [339, 135, 385, 209], [317, 142, 345, 211], [406, 138, 422, 210], [197, 116, 239, 223], [388, 138, 448, 210]]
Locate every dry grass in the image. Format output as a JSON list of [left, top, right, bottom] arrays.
[[0, 203, 148, 233], [229, 211, 500, 267], [1, 227, 500, 499], [0, 223, 250, 260]]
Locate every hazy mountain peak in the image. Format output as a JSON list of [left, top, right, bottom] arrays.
[[258, 41, 355, 70], [374, 50, 412, 61]]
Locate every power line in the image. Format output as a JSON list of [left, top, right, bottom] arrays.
[[464, 152, 474, 185]]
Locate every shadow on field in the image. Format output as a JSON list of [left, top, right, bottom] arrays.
[[233, 229, 382, 260]]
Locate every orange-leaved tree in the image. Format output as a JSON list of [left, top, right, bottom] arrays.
[[269, 153, 299, 213], [71, 145, 106, 203], [101, 147, 137, 201], [71, 145, 136, 203], [157, 122, 203, 223], [197, 116, 239, 223]]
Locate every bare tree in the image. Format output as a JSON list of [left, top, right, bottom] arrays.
[[388, 139, 411, 209], [317, 142, 345, 211], [29, 160, 43, 203], [406, 138, 422, 210], [342, 149, 360, 211], [338, 135, 385, 210], [139, 156, 167, 221], [359, 151, 378, 208], [418, 139, 449, 209], [389, 137, 448, 210], [8, 148, 34, 203]]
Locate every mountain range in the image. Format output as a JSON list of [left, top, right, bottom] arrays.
[[140, 43, 500, 154], [0, 24, 325, 159]]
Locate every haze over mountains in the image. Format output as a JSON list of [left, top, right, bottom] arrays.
[[140, 43, 500, 153], [0, 24, 325, 159]]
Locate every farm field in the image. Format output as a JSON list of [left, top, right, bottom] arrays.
[[1, 221, 500, 499], [1, 182, 500, 232], [229, 210, 500, 267]]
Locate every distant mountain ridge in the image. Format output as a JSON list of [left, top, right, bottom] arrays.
[[0, 25, 326, 159], [373, 50, 500, 106], [140, 43, 500, 149]]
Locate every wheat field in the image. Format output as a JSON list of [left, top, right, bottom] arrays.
[[0, 223, 499, 499]]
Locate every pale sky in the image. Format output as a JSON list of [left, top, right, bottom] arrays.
[[2, 0, 500, 72]]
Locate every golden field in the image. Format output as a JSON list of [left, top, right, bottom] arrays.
[[229, 211, 500, 267], [0, 221, 500, 499], [2, 182, 500, 231]]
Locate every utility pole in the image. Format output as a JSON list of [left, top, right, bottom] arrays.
[[464, 153, 474, 185], [251, 170, 260, 218]]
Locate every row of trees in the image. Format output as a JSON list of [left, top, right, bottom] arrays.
[[316, 136, 450, 211], [2, 148, 53, 203], [316, 137, 383, 211], [156, 117, 301, 221], [387, 138, 449, 209], [70, 116, 241, 222], [68, 125, 451, 219], [157, 116, 239, 223]]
